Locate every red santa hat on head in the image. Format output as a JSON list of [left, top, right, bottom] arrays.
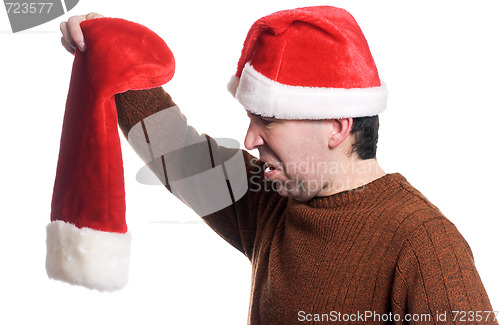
[[46, 18, 174, 291], [228, 6, 388, 119]]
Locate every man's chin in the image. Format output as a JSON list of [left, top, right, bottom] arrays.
[[275, 185, 317, 202]]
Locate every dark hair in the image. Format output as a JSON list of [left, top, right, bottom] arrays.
[[350, 116, 379, 160]]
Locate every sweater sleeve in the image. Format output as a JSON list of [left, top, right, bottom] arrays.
[[391, 217, 498, 325], [114, 87, 280, 258]]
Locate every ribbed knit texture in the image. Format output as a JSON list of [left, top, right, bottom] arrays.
[[115, 88, 497, 325], [115, 87, 176, 139]]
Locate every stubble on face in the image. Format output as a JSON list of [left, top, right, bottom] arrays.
[[257, 119, 333, 201]]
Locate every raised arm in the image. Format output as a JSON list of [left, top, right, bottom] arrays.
[[114, 87, 277, 257]]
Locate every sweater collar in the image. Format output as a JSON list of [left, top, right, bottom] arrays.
[[301, 173, 408, 210]]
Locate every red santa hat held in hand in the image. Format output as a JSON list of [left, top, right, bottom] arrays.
[[46, 18, 174, 291], [228, 6, 387, 119]]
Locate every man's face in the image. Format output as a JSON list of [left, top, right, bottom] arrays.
[[245, 112, 334, 201]]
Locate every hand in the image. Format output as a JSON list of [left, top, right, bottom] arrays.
[[60, 12, 104, 54]]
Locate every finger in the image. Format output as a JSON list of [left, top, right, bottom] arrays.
[[67, 15, 87, 52], [86, 12, 104, 20], [60, 22, 76, 54], [61, 36, 76, 54]]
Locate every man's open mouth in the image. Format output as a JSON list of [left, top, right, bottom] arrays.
[[263, 162, 281, 176]]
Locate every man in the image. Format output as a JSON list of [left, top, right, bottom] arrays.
[[60, 6, 497, 324]]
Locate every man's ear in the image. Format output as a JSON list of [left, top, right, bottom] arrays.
[[327, 118, 353, 149]]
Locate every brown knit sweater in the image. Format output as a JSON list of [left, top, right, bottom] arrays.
[[115, 88, 497, 324]]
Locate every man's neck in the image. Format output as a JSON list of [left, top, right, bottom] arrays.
[[318, 158, 386, 197]]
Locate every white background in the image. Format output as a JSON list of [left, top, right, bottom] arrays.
[[1, 0, 499, 324]]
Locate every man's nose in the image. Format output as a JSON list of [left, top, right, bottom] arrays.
[[244, 121, 265, 150]]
